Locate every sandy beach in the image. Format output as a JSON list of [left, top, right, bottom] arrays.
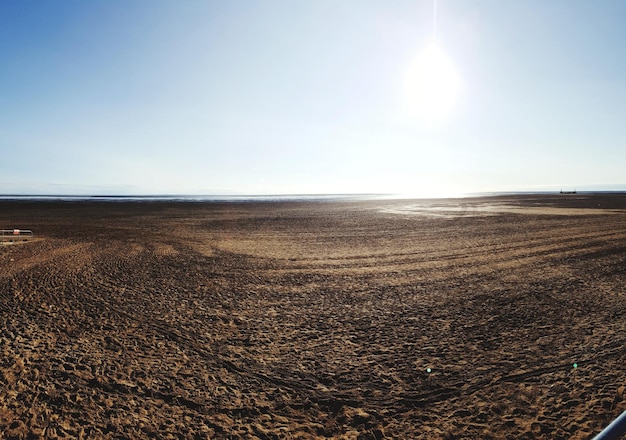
[[1, 194, 626, 439]]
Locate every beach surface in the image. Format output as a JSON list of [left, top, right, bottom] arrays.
[[1, 194, 626, 439]]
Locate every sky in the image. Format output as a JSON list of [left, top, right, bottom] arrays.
[[1, 0, 625, 196]]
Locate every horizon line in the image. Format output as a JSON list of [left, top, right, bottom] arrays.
[[1, 190, 626, 201]]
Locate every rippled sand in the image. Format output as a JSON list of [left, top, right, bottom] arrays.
[[1, 194, 626, 438]]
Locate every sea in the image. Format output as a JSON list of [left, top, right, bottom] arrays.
[[0, 191, 624, 203], [0, 194, 389, 203]]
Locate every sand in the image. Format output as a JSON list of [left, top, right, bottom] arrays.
[[1, 194, 626, 439]]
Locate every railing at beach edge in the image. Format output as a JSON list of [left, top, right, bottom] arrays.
[[1, 229, 33, 245], [592, 410, 626, 440]]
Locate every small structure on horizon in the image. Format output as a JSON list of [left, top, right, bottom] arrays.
[[559, 189, 577, 194], [1, 229, 33, 245]]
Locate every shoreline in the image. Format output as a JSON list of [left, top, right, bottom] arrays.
[[0, 190, 625, 203]]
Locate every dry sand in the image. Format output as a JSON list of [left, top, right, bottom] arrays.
[[1, 194, 626, 439]]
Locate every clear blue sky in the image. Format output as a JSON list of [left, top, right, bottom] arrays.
[[1, 0, 624, 196]]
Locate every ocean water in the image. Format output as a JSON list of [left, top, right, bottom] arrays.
[[0, 191, 624, 203], [0, 194, 387, 203]]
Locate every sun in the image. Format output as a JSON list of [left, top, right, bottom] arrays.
[[403, 41, 461, 126]]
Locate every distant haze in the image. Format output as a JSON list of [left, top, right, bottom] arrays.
[[1, 1, 625, 196]]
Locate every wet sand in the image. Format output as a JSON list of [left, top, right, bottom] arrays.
[[1, 194, 626, 439]]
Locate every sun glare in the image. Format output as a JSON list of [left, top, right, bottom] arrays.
[[403, 42, 461, 126]]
